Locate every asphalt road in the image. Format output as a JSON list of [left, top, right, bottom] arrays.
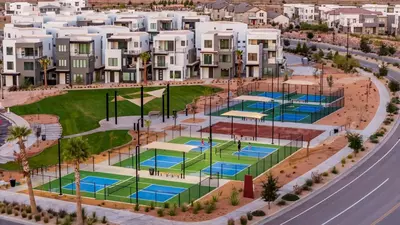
[[258, 44, 400, 225]]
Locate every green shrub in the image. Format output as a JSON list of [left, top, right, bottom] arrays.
[[387, 102, 398, 113], [58, 210, 67, 218], [62, 215, 72, 225], [134, 204, 139, 211], [228, 218, 235, 225], [14, 211, 19, 216], [0, 208, 5, 214], [34, 214, 41, 222], [331, 166, 339, 174], [305, 179, 313, 187], [204, 202, 216, 214], [277, 200, 287, 206], [240, 215, 248, 225], [293, 184, 302, 195], [91, 212, 97, 223], [281, 193, 300, 201], [347, 154, 353, 159], [302, 185, 312, 191], [25, 207, 31, 214], [251, 210, 266, 217], [144, 207, 150, 212], [43, 216, 49, 223], [157, 208, 164, 217], [150, 202, 155, 210], [101, 216, 107, 224], [181, 204, 188, 212], [212, 195, 219, 203], [163, 202, 170, 209], [245, 211, 253, 221], [7, 207, 12, 214], [194, 202, 203, 211], [322, 171, 329, 177], [341, 158, 346, 164], [21, 212, 27, 218], [389, 80, 400, 93], [28, 214, 32, 220], [230, 187, 240, 206], [369, 135, 379, 143], [168, 207, 176, 216]]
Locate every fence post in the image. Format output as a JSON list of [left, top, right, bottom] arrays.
[[179, 193, 181, 207], [108, 151, 110, 166], [92, 156, 95, 172], [104, 184, 106, 200]]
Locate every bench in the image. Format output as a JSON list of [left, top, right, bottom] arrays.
[[148, 111, 161, 118]]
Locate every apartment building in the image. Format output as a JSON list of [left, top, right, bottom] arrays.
[[245, 29, 283, 78], [5, 2, 35, 15], [2, 35, 53, 86], [182, 15, 209, 30], [153, 30, 198, 81], [114, 16, 146, 32], [199, 31, 236, 79], [147, 16, 176, 41], [283, 4, 317, 22], [329, 8, 385, 34], [104, 32, 150, 83], [55, 33, 102, 85], [361, 4, 400, 15]]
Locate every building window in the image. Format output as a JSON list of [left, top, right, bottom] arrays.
[[249, 39, 257, 45], [219, 39, 230, 49], [169, 71, 182, 79], [108, 58, 118, 66], [204, 40, 212, 48], [6, 47, 13, 55], [17, 5, 21, 9], [122, 72, 136, 82], [73, 74, 83, 84], [58, 45, 67, 52], [78, 44, 90, 54], [219, 54, 231, 63], [181, 41, 185, 46], [203, 54, 212, 64], [72, 59, 87, 68], [259, 13, 264, 17], [150, 23, 156, 29], [170, 56, 174, 65], [248, 53, 258, 61], [134, 42, 138, 48], [58, 59, 67, 67], [24, 62, 34, 70], [75, 2, 79, 6], [7, 62, 13, 70]]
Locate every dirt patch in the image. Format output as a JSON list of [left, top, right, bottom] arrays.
[[200, 122, 323, 141], [181, 118, 206, 124], [111, 95, 127, 102], [164, 125, 187, 131], [22, 114, 59, 125]]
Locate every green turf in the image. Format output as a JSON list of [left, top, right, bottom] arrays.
[[11, 86, 220, 135], [35, 170, 213, 207], [0, 130, 132, 171], [114, 136, 300, 181]]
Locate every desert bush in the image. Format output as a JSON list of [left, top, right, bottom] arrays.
[[293, 184, 303, 195], [34, 214, 41, 222], [157, 208, 164, 217], [43, 216, 49, 223], [305, 179, 313, 187], [251, 210, 266, 217], [14, 211, 19, 216], [7, 207, 12, 214], [168, 207, 176, 216], [302, 185, 312, 191], [101, 216, 107, 224], [134, 204, 139, 211], [228, 218, 235, 225], [341, 158, 346, 165], [331, 166, 339, 174], [145, 207, 150, 212], [387, 102, 398, 113], [58, 210, 67, 218], [240, 215, 248, 225], [22, 212, 27, 218], [322, 171, 329, 177], [164, 202, 170, 209], [277, 200, 287, 206], [150, 201, 155, 210], [230, 187, 240, 206], [28, 214, 32, 220], [281, 193, 300, 201], [347, 154, 353, 159], [311, 172, 323, 184]]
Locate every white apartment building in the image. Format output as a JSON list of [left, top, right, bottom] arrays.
[[199, 30, 237, 79], [153, 30, 197, 81], [195, 21, 247, 59], [361, 4, 400, 15], [283, 4, 316, 22], [3, 35, 53, 86], [114, 16, 146, 32], [104, 32, 150, 83], [246, 29, 283, 78], [5, 2, 35, 15], [319, 4, 356, 22]]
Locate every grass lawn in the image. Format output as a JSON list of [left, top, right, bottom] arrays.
[[35, 170, 213, 207], [115, 136, 300, 181], [11, 86, 220, 136], [0, 130, 132, 171]]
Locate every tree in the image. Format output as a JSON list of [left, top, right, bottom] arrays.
[[345, 132, 363, 156], [39, 57, 51, 88], [235, 50, 243, 78], [360, 37, 371, 53], [189, 0, 193, 6], [283, 39, 290, 47], [389, 80, 400, 93], [307, 32, 314, 41], [325, 51, 333, 60], [388, 46, 397, 55], [63, 137, 91, 225], [318, 49, 324, 58], [295, 42, 302, 53], [261, 173, 279, 209], [139, 52, 151, 84], [7, 126, 37, 214], [167, 0, 171, 5], [378, 44, 389, 56], [190, 97, 199, 121], [375, 63, 388, 78], [326, 75, 334, 92], [301, 43, 308, 55], [312, 53, 322, 63]]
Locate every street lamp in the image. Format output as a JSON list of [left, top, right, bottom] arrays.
[[58, 136, 63, 195]]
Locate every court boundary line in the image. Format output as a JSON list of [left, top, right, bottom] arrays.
[[62, 175, 120, 193], [202, 161, 250, 177]]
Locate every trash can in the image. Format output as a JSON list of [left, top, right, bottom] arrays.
[[9, 179, 16, 187], [42, 134, 46, 141], [149, 168, 155, 176]]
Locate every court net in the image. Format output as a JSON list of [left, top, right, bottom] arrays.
[[285, 91, 297, 99], [218, 140, 235, 153], [107, 177, 136, 195], [182, 153, 206, 169]]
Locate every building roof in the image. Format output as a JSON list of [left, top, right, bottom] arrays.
[[39, 4, 60, 9], [327, 8, 382, 15], [206, 0, 229, 10], [233, 2, 253, 13], [267, 11, 281, 19]]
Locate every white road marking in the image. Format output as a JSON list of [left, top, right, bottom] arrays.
[[321, 178, 389, 225], [279, 138, 400, 225]]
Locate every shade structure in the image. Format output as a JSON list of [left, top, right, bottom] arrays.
[[221, 110, 266, 120], [233, 95, 273, 102], [282, 80, 317, 86], [141, 142, 197, 153]]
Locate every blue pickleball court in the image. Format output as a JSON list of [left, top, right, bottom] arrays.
[[185, 140, 219, 152], [257, 92, 283, 99], [130, 184, 186, 202], [202, 162, 249, 176], [247, 102, 280, 111], [140, 155, 183, 168], [293, 105, 323, 113], [274, 113, 309, 122], [63, 176, 119, 193], [297, 95, 326, 102], [233, 146, 277, 158]]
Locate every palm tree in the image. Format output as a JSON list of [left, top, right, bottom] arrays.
[[39, 57, 51, 88], [139, 52, 151, 85], [7, 126, 37, 214], [144, 119, 151, 143], [63, 137, 91, 225]]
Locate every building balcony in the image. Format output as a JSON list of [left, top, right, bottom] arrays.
[[71, 51, 94, 57], [153, 48, 172, 55], [123, 49, 142, 55], [154, 62, 168, 68], [16, 54, 43, 59], [200, 61, 218, 67]]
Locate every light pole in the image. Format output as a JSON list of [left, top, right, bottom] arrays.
[[1, 73, 4, 100], [58, 137, 63, 195]]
